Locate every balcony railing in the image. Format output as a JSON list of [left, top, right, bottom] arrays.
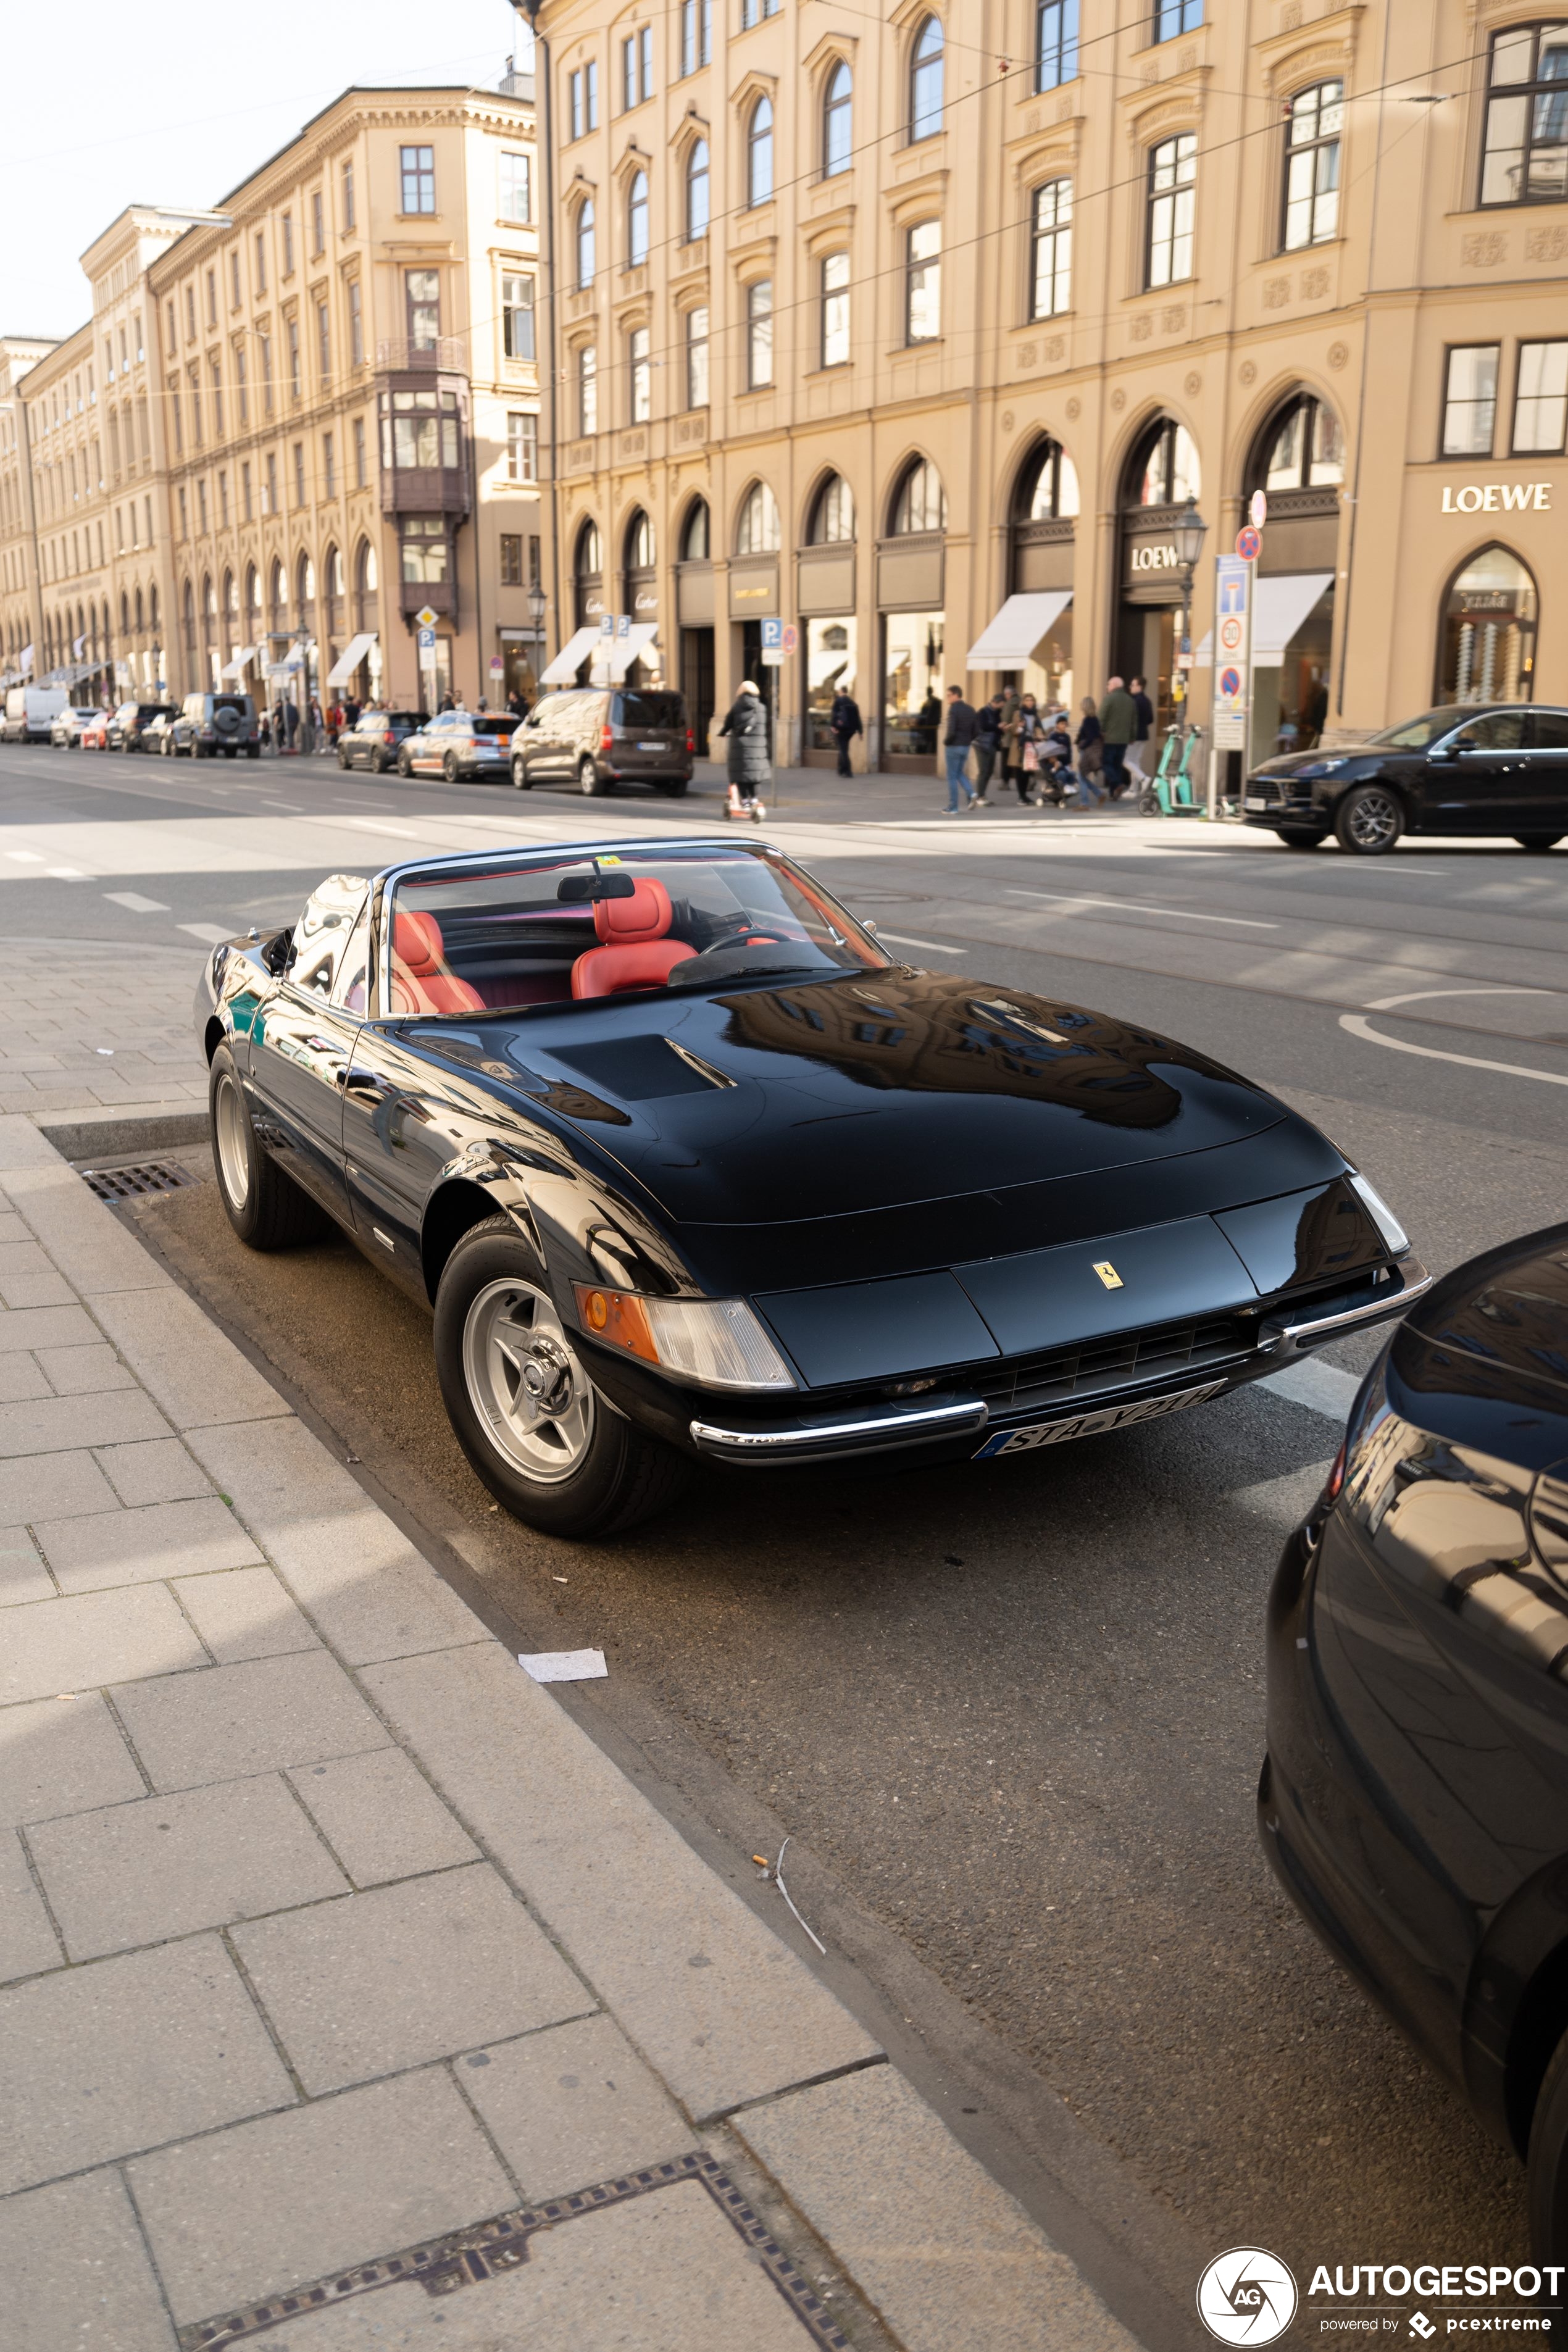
[[376, 338, 468, 375]]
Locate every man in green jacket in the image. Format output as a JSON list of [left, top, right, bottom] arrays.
[[1099, 675, 1137, 798]]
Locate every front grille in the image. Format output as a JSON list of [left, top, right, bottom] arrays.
[[974, 1314, 1253, 1414], [1245, 780, 1285, 808], [81, 1160, 195, 1204]]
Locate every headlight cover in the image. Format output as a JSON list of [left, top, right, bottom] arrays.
[[574, 1286, 796, 1391], [1348, 1173, 1411, 1257]]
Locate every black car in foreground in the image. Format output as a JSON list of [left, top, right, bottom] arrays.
[[1261, 1224, 1568, 2257], [1243, 704, 1568, 854], [195, 836, 1427, 1536]]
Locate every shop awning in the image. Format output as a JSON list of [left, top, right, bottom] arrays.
[[541, 625, 601, 685], [220, 645, 259, 680], [325, 633, 377, 690], [606, 623, 659, 683], [965, 591, 1073, 669], [1194, 573, 1333, 669]]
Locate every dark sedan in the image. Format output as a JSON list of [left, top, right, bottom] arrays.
[[336, 709, 425, 774], [109, 700, 178, 753], [1243, 704, 1568, 854], [1261, 1224, 1568, 2259], [194, 836, 1428, 1537]]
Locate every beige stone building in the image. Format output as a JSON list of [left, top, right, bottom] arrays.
[[532, 0, 1567, 772], [144, 80, 544, 718]]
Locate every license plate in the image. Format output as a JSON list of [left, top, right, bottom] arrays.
[[1243, 795, 1271, 811], [639, 741, 664, 751], [974, 1377, 1228, 1458]]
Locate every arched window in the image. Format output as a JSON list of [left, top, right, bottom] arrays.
[[625, 510, 655, 571], [296, 552, 315, 625], [355, 540, 378, 629], [120, 591, 130, 636], [181, 580, 195, 653], [575, 519, 603, 577], [269, 560, 286, 633], [575, 198, 596, 290], [324, 544, 344, 635], [1439, 546, 1537, 706], [748, 97, 774, 206], [890, 456, 947, 535], [135, 586, 145, 635], [807, 473, 856, 544], [244, 565, 261, 632], [681, 499, 711, 562], [824, 61, 853, 176], [149, 585, 159, 634], [627, 171, 649, 267], [573, 517, 604, 630], [1250, 392, 1344, 493], [735, 481, 781, 553], [1130, 417, 1201, 506], [911, 17, 944, 141], [1014, 438, 1080, 521], [686, 140, 710, 240]]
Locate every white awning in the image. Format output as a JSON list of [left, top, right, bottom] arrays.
[[965, 591, 1073, 670], [1194, 573, 1334, 669], [220, 645, 259, 680], [606, 623, 659, 683], [325, 633, 377, 690], [541, 625, 601, 685]]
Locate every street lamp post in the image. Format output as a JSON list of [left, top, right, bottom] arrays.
[[527, 578, 547, 701], [1172, 496, 1207, 723]]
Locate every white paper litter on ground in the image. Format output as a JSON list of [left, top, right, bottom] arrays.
[[519, 1648, 608, 1683]]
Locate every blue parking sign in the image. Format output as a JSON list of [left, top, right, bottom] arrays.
[[761, 618, 783, 649]]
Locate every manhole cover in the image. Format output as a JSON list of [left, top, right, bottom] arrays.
[[82, 1160, 196, 1204]]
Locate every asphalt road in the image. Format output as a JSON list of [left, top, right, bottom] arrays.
[[8, 735, 1568, 2333]]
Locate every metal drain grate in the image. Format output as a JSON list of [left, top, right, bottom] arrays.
[[82, 1160, 195, 1204]]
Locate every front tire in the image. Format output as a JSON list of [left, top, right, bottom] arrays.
[[1334, 783, 1404, 856], [578, 757, 607, 798], [444, 751, 461, 783], [209, 1046, 331, 1251], [512, 754, 531, 790], [1517, 834, 1564, 851], [1529, 2024, 1568, 2261], [338, 747, 351, 769], [433, 1216, 686, 1537], [1137, 785, 1161, 817]]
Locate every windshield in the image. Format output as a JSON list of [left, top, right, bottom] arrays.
[[1367, 709, 1466, 750], [385, 845, 888, 1018]]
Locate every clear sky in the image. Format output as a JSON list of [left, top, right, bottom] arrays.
[[2, 0, 531, 339]]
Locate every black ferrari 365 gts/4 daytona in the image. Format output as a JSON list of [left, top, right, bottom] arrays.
[[195, 836, 1428, 1535]]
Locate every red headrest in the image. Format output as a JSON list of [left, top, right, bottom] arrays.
[[594, 877, 672, 945], [393, 909, 444, 974]]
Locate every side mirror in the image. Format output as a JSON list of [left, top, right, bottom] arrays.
[[1428, 743, 1459, 762]]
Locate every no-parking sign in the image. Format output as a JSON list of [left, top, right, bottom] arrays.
[[1235, 524, 1262, 563], [1212, 557, 1251, 750]]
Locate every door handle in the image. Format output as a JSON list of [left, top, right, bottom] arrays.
[[335, 1065, 388, 1096]]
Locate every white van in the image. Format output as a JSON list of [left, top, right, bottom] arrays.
[[2, 687, 70, 744]]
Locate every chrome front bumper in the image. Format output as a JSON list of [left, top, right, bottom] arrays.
[[1259, 1254, 1432, 1357], [689, 1395, 988, 1465]]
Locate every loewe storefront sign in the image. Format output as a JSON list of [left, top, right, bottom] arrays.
[[1130, 543, 1180, 570], [1441, 481, 1553, 512]]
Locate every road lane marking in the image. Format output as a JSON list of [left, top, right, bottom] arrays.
[[104, 892, 170, 913], [178, 923, 235, 945], [46, 867, 87, 879], [1365, 984, 1556, 1011], [1007, 889, 1277, 929], [1261, 1359, 1361, 1419], [1338, 1012, 1568, 1087], [879, 931, 968, 955], [4, 849, 43, 862]]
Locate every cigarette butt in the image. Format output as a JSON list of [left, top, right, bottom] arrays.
[[751, 1854, 770, 1869]]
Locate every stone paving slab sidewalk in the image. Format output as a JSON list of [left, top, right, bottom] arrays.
[[0, 1108, 1136, 2352]]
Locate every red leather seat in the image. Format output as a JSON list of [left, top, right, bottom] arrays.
[[572, 878, 696, 999], [389, 909, 486, 1015]]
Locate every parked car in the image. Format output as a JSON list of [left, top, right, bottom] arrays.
[[50, 706, 102, 748], [511, 689, 694, 797], [395, 709, 519, 783], [195, 835, 1427, 1538], [141, 712, 180, 756], [3, 686, 69, 743], [167, 691, 261, 759], [107, 701, 177, 753], [1261, 1222, 1568, 2257], [336, 709, 425, 774], [1243, 703, 1568, 854], [79, 712, 113, 751]]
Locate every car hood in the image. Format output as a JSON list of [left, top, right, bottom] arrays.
[[504, 969, 1289, 1228], [1253, 743, 1380, 779]]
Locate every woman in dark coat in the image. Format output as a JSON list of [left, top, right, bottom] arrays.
[[717, 679, 770, 817]]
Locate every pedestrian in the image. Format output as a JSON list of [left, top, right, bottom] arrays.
[[439, 690, 456, 712], [1012, 693, 1048, 804], [1126, 675, 1155, 782], [829, 685, 862, 777], [341, 695, 361, 730], [258, 709, 272, 752], [941, 683, 979, 815], [280, 696, 299, 754], [1099, 675, 1137, 797], [1041, 707, 1077, 803], [972, 694, 1004, 804], [717, 677, 770, 819], [1075, 697, 1106, 806], [1302, 672, 1328, 749], [507, 688, 528, 720], [914, 688, 942, 757]]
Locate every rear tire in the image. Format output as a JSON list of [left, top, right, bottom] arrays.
[[444, 751, 461, 783], [578, 757, 607, 797], [1276, 827, 1323, 849], [209, 1046, 332, 1251], [433, 1215, 687, 1537], [1516, 834, 1563, 851], [512, 755, 532, 790], [1334, 783, 1404, 856], [1137, 785, 1161, 816], [1528, 2024, 1568, 2262]]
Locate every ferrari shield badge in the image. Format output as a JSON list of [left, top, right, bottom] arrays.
[[1093, 1261, 1123, 1290]]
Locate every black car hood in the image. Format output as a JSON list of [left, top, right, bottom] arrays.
[[508, 970, 1287, 1227], [1253, 743, 1379, 779]]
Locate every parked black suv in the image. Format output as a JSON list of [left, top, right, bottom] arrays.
[[511, 688, 693, 796], [110, 701, 178, 753], [168, 692, 261, 759], [1243, 703, 1568, 854], [336, 709, 425, 774]]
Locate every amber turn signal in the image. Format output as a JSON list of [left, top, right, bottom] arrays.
[[573, 1285, 659, 1364]]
